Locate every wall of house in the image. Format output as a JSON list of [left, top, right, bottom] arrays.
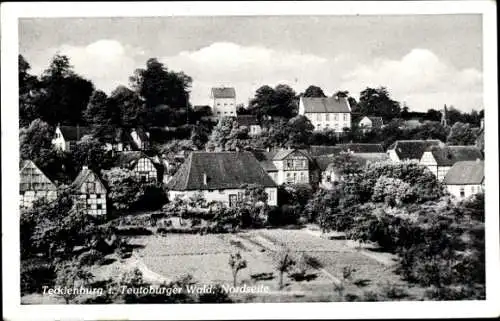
[[76, 172, 107, 216], [211, 97, 236, 117], [249, 125, 262, 136], [20, 190, 57, 209], [267, 171, 279, 184], [305, 112, 351, 132], [420, 152, 437, 176], [272, 151, 310, 185], [51, 127, 67, 151], [133, 158, 158, 183], [387, 149, 400, 163], [359, 117, 372, 128], [168, 187, 278, 206], [446, 184, 483, 200]]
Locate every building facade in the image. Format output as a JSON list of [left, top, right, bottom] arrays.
[[52, 125, 92, 152], [298, 97, 351, 132], [443, 160, 484, 200], [420, 146, 483, 181], [253, 149, 311, 185], [210, 87, 236, 118], [236, 115, 262, 136], [72, 166, 107, 216], [387, 140, 444, 163], [115, 151, 159, 183], [19, 160, 58, 208], [358, 116, 383, 132]]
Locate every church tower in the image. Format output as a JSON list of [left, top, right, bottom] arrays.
[[440, 104, 448, 126]]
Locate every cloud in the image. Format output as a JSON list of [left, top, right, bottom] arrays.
[[340, 48, 483, 111], [26, 41, 482, 112]]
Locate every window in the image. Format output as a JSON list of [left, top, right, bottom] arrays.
[[96, 193, 101, 199], [218, 189, 224, 194], [316, 114, 321, 121], [229, 194, 237, 207], [237, 192, 244, 201], [286, 160, 293, 169], [300, 172, 305, 182], [97, 204, 102, 210], [343, 114, 348, 121], [326, 175, 331, 182], [217, 112, 221, 115], [334, 114, 339, 121], [460, 187, 465, 198], [471, 186, 475, 193], [224, 103, 227, 106], [217, 103, 221, 106], [325, 114, 330, 121], [141, 175, 147, 182]]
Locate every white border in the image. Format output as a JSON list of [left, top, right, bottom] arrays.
[[2, 1, 499, 320]]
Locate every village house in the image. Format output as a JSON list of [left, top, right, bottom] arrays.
[[252, 148, 311, 185], [19, 160, 58, 208], [166, 151, 278, 207], [420, 145, 484, 181], [52, 125, 92, 152], [318, 152, 389, 189], [298, 96, 352, 132], [115, 151, 161, 183], [101, 128, 133, 153], [308, 143, 384, 157], [130, 128, 150, 151], [443, 160, 484, 200], [210, 87, 237, 118], [387, 139, 444, 163], [358, 116, 384, 132], [236, 115, 263, 136], [71, 166, 107, 216]]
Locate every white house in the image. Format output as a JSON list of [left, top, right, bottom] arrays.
[[358, 116, 383, 132], [420, 146, 484, 181], [115, 151, 160, 183], [19, 160, 58, 208], [236, 115, 262, 136], [71, 166, 107, 216], [298, 96, 351, 132], [252, 148, 310, 185], [166, 152, 278, 207], [443, 160, 484, 200], [387, 140, 444, 163], [52, 125, 92, 152], [210, 87, 236, 118], [130, 128, 150, 151]]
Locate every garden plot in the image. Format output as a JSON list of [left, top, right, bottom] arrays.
[[253, 229, 350, 252]]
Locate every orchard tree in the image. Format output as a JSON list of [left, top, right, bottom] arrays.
[[303, 85, 326, 98], [357, 87, 401, 121], [206, 117, 237, 151], [284, 115, 314, 148], [273, 249, 295, 290], [228, 252, 247, 286]]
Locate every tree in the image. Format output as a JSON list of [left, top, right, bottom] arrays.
[[249, 84, 297, 119], [83, 90, 111, 126], [37, 54, 95, 125], [55, 260, 94, 304], [129, 58, 192, 125], [206, 117, 237, 151], [19, 118, 54, 160], [273, 249, 295, 289], [447, 122, 477, 145], [107, 85, 146, 128], [71, 137, 114, 173], [357, 87, 401, 121], [284, 115, 314, 148], [19, 55, 42, 127], [372, 176, 413, 207], [303, 85, 326, 98], [228, 252, 247, 286], [101, 168, 143, 211]]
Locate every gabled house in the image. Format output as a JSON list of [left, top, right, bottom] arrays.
[[166, 152, 278, 206], [298, 96, 352, 132], [358, 116, 383, 132], [19, 160, 58, 208], [115, 151, 160, 183], [236, 115, 262, 136], [443, 160, 484, 200], [420, 146, 484, 181], [52, 125, 92, 152], [387, 139, 444, 163], [210, 87, 236, 118], [71, 166, 107, 216], [252, 148, 311, 185], [130, 128, 150, 151]]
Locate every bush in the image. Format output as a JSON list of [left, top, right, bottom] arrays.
[[78, 249, 105, 266], [115, 226, 153, 236], [21, 259, 56, 295]]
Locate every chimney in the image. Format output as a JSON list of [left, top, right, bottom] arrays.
[[203, 173, 207, 185], [82, 165, 88, 170]]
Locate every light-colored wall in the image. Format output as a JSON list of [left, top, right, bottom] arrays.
[[168, 187, 278, 206], [75, 171, 107, 216], [133, 158, 158, 182], [359, 117, 372, 128], [446, 184, 484, 200], [20, 190, 57, 209], [272, 151, 310, 185], [305, 112, 351, 132], [249, 125, 262, 136], [212, 97, 236, 117], [52, 127, 68, 151], [387, 149, 400, 163]]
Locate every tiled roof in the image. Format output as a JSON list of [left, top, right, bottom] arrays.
[[443, 160, 484, 185], [236, 115, 260, 127], [166, 152, 277, 190], [71, 167, 106, 192], [338, 143, 384, 153], [301, 97, 350, 113], [59, 126, 92, 141], [388, 140, 443, 161], [211, 87, 236, 99], [352, 153, 390, 166], [308, 145, 344, 157], [19, 160, 57, 193], [426, 146, 484, 166]]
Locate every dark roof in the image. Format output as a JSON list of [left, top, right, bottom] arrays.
[[443, 160, 484, 185], [211, 87, 236, 99], [389, 140, 443, 161], [308, 145, 344, 157], [352, 153, 390, 166], [313, 155, 337, 171], [260, 160, 278, 172], [166, 152, 277, 190], [236, 115, 260, 127], [59, 126, 92, 141], [71, 166, 106, 191], [426, 146, 484, 166], [367, 116, 383, 128], [115, 151, 147, 169], [338, 143, 384, 153], [301, 97, 350, 113]]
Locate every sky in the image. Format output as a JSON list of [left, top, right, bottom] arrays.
[[19, 15, 483, 112]]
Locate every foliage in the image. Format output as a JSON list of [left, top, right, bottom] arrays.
[[447, 122, 477, 145], [302, 85, 326, 97], [21, 258, 56, 295], [101, 168, 143, 211], [54, 260, 95, 303], [108, 85, 146, 128], [357, 87, 401, 121], [71, 137, 114, 173], [249, 84, 298, 119], [371, 176, 413, 207], [273, 249, 295, 289], [228, 252, 248, 286]]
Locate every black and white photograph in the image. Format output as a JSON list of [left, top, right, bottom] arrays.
[[2, 1, 499, 320]]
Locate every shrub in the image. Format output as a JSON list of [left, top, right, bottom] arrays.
[[21, 259, 56, 295], [115, 226, 153, 236], [78, 249, 105, 266]]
